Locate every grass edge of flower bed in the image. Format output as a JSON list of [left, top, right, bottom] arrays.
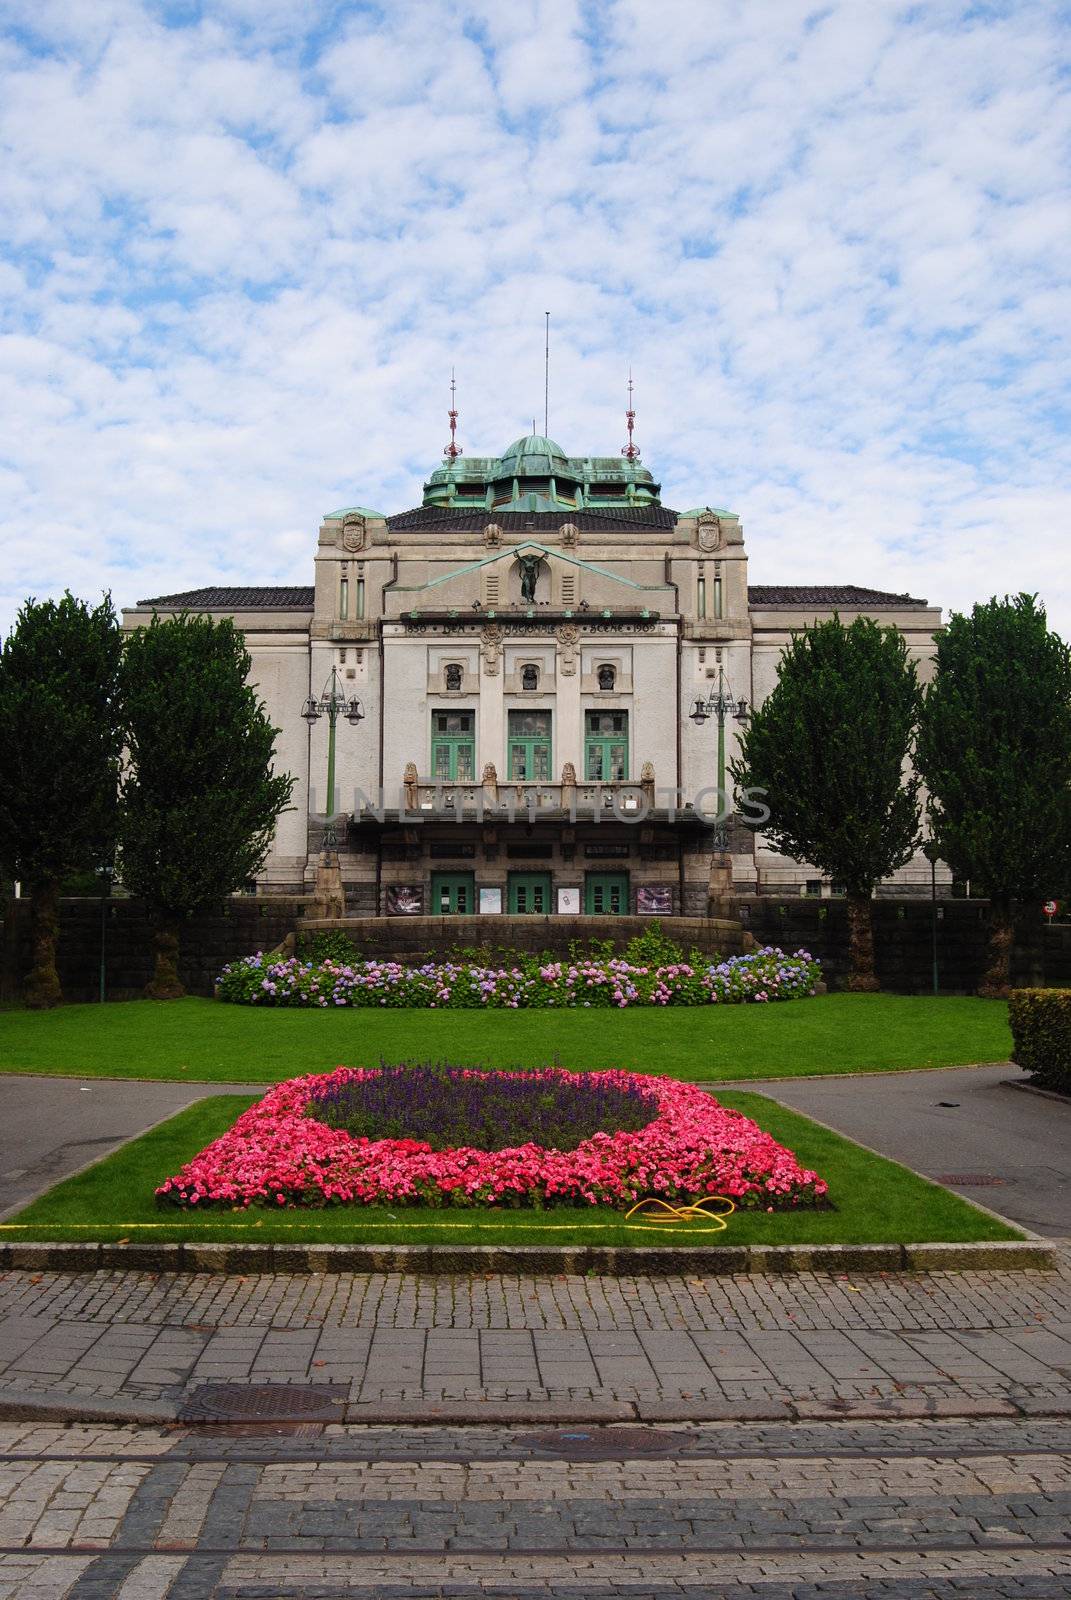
[[0, 1091, 1023, 1247], [0, 994, 1015, 1082]]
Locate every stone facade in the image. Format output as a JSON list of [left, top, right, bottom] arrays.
[[122, 432, 945, 914]]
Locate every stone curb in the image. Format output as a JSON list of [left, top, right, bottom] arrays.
[[0, 1387, 178, 1425], [1003, 1077, 1071, 1105], [0, 1238, 1055, 1274], [0, 1385, 1068, 1428]]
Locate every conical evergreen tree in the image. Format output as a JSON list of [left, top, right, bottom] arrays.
[[0, 594, 123, 1007], [917, 594, 1071, 997], [118, 613, 295, 998], [731, 615, 921, 988]]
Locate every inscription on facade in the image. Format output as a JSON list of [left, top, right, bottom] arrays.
[[402, 616, 658, 634]]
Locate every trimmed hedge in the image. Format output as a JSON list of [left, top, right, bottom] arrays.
[[1009, 987, 1071, 1094]]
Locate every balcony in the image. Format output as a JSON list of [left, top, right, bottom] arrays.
[[406, 778, 648, 821], [348, 765, 714, 830]]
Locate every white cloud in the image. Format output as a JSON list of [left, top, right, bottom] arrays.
[[0, 0, 1068, 638]]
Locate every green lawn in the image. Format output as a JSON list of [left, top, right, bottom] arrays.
[[0, 1090, 1020, 1247], [0, 993, 1012, 1083]]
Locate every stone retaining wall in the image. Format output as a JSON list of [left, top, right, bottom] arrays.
[[738, 896, 1071, 993], [3, 893, 1069, 1000], [298, 913, 747, 967], [0, 896, 303, 1003]]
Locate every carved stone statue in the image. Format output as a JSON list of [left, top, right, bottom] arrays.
[[560, 761, 577, 792], [480, 623, 504, 675], [481, 762, 499, 804], [640, 760, 656, 806], [559, 522, 578, 548], [484, 522, 502, 548], [519, 553, 541, 603], [403, 761, 419, 812], [555, 622, 579, 676], [309, 857, 344, 921], [707, 849, 735, 919]]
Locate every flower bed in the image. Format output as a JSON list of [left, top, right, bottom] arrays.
[[216, 946, 820, 1009], [156, 1065, 829, 1211]]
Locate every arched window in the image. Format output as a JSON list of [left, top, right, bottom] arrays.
[[444, 663, 463, 692], [521, 664, 539, 692], [597, 663, 616, 691]]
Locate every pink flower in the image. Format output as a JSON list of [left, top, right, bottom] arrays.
[[157, 1066, 828, 1215]]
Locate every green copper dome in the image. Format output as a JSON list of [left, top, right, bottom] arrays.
[[500, 434, 569, 463], [421, 430, 661, 512]]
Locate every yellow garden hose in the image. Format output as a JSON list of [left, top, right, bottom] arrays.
[[624, 1196, 735, 1233]]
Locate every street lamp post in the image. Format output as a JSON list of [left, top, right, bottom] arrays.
[[922, 837, 941, 995], [97, 861, 114, 1005], [302, 668, 364, 849], [689, 668, 749, 847]]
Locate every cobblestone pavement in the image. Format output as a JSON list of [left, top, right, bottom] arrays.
[[0, 1257, 1070, 1421], [0, 1417, 1067, 1596], [0, 1265, 1069, 1595]]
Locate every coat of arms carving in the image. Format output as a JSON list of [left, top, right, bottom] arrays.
[[695, 511, 721, 552], [342, 515, 367, 552]]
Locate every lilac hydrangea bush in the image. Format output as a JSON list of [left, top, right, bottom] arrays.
[[216, 945, 821, 1010]]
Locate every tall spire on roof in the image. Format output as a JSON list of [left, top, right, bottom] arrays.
[[622, 368, 639, 462], [444, 370, 462, 461]]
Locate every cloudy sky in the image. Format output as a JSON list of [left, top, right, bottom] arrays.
[[1, 0, 1069, 636]]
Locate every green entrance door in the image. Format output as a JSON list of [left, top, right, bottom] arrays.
[[430, 872, 476, 914], [584, 872, 630, 914], [508, 872, 553, 914]]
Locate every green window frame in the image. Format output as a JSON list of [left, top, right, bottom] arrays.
[[507, 872, 552, 913], [431, 709, 475, 781], [430, 871, 476, 914], [584, 710, 628, 782], [584, 871, 630, 914], [508, 709, 552, 781]]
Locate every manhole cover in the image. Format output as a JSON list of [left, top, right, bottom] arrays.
[[179, 1383, 348, 1423], [520, 1426, 682, 1460], [935, 1173, 1010, 1187]]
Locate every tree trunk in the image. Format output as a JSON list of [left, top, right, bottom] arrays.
[[146, 922, 185, 1000], [979, 896, 1014, 999], [846, 891, 880, 991], [24, 879, 62, 1009]]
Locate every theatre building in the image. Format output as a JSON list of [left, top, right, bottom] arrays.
[[123, 428, 943, 916]]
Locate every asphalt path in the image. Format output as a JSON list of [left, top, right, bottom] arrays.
[[0, 1075, 260, 1220], [719, 1062, 1071, 1238], [0, 1063, 1067, 1238]]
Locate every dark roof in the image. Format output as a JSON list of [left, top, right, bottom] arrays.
[[747, 584, 929, 609], [136, 586, 315, 610], [135, 580, 929, 614], [387, 505, 678, 533]]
